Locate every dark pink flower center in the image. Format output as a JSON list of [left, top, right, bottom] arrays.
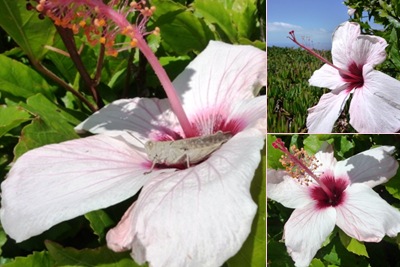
[[340, 62, 364, 91], [310, 174, 349, 209]]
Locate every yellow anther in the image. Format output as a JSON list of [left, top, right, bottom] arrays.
[[130, 38, 138, 47], [36, 4, 44, 12], [79, 20, 86, 27], [72, 24, 79, 34], [94, 18, 106, 27], [130, 1, 137, 8], [153, 26, 160, 36], [100, 37, 106, 44]]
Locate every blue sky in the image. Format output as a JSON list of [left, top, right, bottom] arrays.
[[268, 1, 351, 49]]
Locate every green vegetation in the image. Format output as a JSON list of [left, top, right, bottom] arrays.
[[267, 46, 331, 133]]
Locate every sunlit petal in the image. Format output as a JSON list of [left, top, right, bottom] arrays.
[[309, 64, 348, 91], [349, 68, 400, 132], [307, 91, 350, 133], [116, 129, 264, 266], [75, 98, 182, 140], [0, 134, 168, 242], [267, 169, 312, 209], [284, 204, 336, 267], [336, 184, 400, 242], [174, 41, 266, 133]]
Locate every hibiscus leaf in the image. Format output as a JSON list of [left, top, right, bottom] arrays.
[[338, 230, 369, 257], [150, 0, 215, 54], [227, 144, 266, 266], [0, 224, 7, 255], [45, 241, 139, 267], [84, 210, 115, 242], [0, 105, 31, 138], [309, 258, 325, 267], [13, 94, 81, 158], [0, 0, 56, 61], [193, 0, 258, 43], [267, 135, 284, 169], [385, 166, 400, 200], [303, 134, 334, 155], [0, 55, 57, 100], [2, 251, 54, 267], [335, 136, 355, 160]]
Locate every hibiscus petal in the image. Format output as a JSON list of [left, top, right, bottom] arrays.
[[224, 95, 266, 134], [106, 202, 136, 252], [284, 204, 336, 267], [75, 98, 181, 139], [334, 146, 398, 187], [267, 169, 312, 209], [173, 41, 266, 130], [313, 143, 337, 175], [351, 35, 387, 67], [306, 91, 350, 133], [336, 183, 400, 242], [309, 64, 348, 91], [0, 134, 169, 242], [107, 128, 264, 266], [349, 68, 400, 132], [331, 22, 360, 69]]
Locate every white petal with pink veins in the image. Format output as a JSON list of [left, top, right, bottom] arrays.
[[107, 128, 264, 267], [313, 143, 337, 175], [284, 204, 336, 267], [334, 146, 398, 187], [349, 68, 400, 132], [309, 64, 348, 91], [173, 41, 266, 126], [331, 22, 360, 69], [75, 98, 182, 139], [107, 202, 137, 252], [307, 90, 350, 133], [0, 134, 172, 242], [351, 35, 387, 67], [267, 169, 312, 209], [336, 183, 400, 242]]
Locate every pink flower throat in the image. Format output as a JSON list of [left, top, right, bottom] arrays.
[[310, 174, 348, 209], [272, 138, 348, 204], [288, 31, 364, 90]]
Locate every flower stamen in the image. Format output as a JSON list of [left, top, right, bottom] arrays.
[[272, 138, 333, 198]]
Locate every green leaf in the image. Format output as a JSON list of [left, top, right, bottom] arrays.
[[85, 210, 115, 242], [0, 55, 56, 100], [266, 135, 283, 169], [193, 0, 258, 43], [0, 224, 7, 256], [13, 94, 81, 158], [339, 230, 369, 257], [303, 134, 334, 155], [335, 135, 355, 159], [2, 251, 54, 267], [150, 0, 215, 54], [0, 0, 56, 61], [0, 105, 31, 137], [227, 144, 266, 266], [45, 241, 140, 267], [309, 258, 325, 267]]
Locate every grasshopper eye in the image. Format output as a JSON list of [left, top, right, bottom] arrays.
[[145, 141, 154, 150]]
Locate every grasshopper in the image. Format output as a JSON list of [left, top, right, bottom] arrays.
[[144, 131, 232, 173]]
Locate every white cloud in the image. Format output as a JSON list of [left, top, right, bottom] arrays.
[[267, 22, 303, 32]]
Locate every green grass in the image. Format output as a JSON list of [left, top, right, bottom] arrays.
[[267, 46, 331, 133]]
